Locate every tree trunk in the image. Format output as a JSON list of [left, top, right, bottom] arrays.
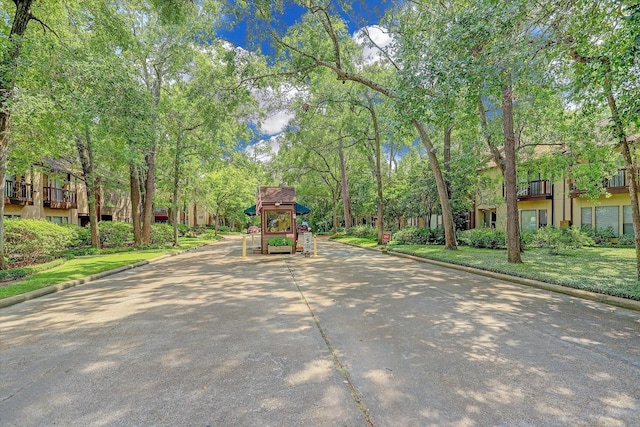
[[444, 124, 454, 175], [338, 134, 352, 232], [501, 78, 522, 263], [76, 133, 100, 248], [333, 193, 339, 234], [171, 127, 183, 246], [604, 77, 640, 279], [141, 148, 156, 244], [141, 70, 162, 245], [478, 94, 505, 174], [412, 119, 458, 250], [367, 97, 385, 244], [0, 144, 8, 269], [129, 162, 142, 245], [171, 165, 179, 246]]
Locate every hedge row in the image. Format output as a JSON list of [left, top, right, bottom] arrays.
[[393, 226, 626, 252], [3, 219, 182, 267]]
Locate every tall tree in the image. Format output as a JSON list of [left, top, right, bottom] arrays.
[[119, 1, 221, 244], [0, 0, 36, 267], [550, 0, 640, 278], [244, 1, 459, 248]]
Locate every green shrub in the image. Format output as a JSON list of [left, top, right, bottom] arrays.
[[177, 224, 191, 237], [99, 222, 133, 247], [267, 237, 293, 246], [347, 225, 377, 238], [4, 219, 75, 266], [530, 226, 594, 254], [582, 225, 616, 246], [61, 223, 91, 248], [393, 227, 428, 245], [431, 228, 445, 245], [392, 227, 445, 245], [457, 228, 506, 249], [150, 223, 174, 244], [191, 226, 207, 235], [520, 230, 536, 247], [616, 234, 636, 245]]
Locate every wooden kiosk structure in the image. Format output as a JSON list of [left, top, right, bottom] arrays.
[[257, 186, 297, 254]]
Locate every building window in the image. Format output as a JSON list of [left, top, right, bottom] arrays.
[[46, 216, 68, 225], [623, 205, 634, 236], [538, 209, 548, 228], [266, 210, 292, 233], [521, 210, 537, 232], [482, 210, 496, 228], [581, 207, 592, 229], [595, 206, 619, 236]]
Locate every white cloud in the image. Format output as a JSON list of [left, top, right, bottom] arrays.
[[260, 110, 295, 135], [353, 25, 394, 65], [245, 133, 283, 163], [251, 84, 302, 136]]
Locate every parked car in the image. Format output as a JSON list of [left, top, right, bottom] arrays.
[[247, 225, 260, 234]]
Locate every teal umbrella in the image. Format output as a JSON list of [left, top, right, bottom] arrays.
[[244, 203, 311, 216]]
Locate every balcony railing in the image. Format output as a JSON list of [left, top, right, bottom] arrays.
[[504, 180, 552, 199], [43, 186, 77, 209], [4, 179, 33, 205]]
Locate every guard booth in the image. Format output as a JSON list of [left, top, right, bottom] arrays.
[[257, 186, 297, 255]]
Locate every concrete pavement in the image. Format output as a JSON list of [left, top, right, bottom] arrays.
[[1, 235, 639, 426]]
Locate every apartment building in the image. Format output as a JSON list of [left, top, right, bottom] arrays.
[[475, 165, 636, 237], [6, 163, 217, 228]]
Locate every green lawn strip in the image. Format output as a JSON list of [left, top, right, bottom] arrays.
[[330, 235, 379, 247], [332, 235, 640, 300], [389, 244, 640, 300], [0, 236, 220, 300]]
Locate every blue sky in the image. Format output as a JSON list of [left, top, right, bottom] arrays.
[[217, 1, 394, 53]]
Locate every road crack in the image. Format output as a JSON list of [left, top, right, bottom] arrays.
[[285, 259, 374, 427]]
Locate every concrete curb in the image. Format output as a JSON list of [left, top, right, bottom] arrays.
[[0, 239, 221, 310], [333, 240, 640, 312]]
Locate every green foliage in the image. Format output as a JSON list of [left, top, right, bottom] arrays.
[[61, 223, 92, 248], [150, 223, 174, 244], [392, 227, 445, 245], [347, 225, 377, 238], [4, 219, 75, 266], [0, 258, 67, 282], [582, 225, 617, 246], [457, 228, 506, 249], [177, 224, 191, 237], [99, 222, 134, 247], [529, 226, 594, 254], [616, 234, 636, 246], [267, 237, 293, 246]]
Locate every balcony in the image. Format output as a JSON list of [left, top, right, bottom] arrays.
[[4, 179, 34, 206], [604, 169, 640, 194], [154, 208, 169, 223], [43, 186, 77, 209], [504, 180, 552, 200]]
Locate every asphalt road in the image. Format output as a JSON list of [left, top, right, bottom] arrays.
[[1, 236, 639, 426]]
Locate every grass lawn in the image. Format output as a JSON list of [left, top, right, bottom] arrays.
[[0, 235, 220, 300], [331, 235, 640, 300]]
